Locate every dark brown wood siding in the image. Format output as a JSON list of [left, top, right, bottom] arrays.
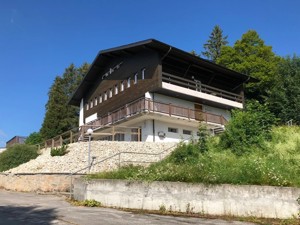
[[84, 49, 161, 119]]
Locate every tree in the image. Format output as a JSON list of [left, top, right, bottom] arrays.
[[25, 132, 42, 145], [40, 63, 89, 140], [202, 25, 228, 62], [267, 55, 300, 124], [217, 30, 280, 101]]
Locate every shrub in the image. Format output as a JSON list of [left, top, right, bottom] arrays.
[[50, 144, 68, 156], [168, 142, 199, 164], [0, 144, 39, 172], [220, 100, 277, 155]]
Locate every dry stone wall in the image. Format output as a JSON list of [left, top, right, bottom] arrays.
[[6, 141, 177, 174]]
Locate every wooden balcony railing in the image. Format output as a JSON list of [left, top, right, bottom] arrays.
[[85, 98, 227, 133], [162, 72, 243, 103]]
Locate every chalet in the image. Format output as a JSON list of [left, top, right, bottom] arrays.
[[69, 39, 251, 142]]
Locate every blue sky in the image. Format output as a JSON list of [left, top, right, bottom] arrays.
[[0, 0, 299, 146]]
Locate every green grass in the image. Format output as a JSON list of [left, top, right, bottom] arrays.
[[88, 126, 300, 187]]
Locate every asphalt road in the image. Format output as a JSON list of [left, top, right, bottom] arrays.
[[0, 190, 257, 225]]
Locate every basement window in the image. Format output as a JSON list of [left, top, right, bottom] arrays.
[[183, 130, 192, 135], [168, 127, 178, 133]]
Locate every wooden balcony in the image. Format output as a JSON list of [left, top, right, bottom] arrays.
[[162, 72, 243, 103], [84, 98, 227, 132]]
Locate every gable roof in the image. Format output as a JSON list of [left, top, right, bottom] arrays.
[[69, 39, 253, 105]]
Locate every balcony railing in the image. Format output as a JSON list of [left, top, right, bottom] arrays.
[[162, 72, 243, 103], [85, 98, 227, 132]]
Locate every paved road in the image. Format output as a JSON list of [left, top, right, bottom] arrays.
[[0, 190, 257, 225]]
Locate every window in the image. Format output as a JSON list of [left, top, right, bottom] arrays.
[[168, 127, 178, 133], [104, 91, 107, 101], [141, 68, 145, 80], [120, 81, 124, 91], [183, 130, 192, 135], [90, 100, 93, 108], [86, 103, 89, 110], [94, 97, 98, 106], [134, 73, 138, 84], [99, 94, 102, 103], [109, 88, 113, 98], [127, 77, 131, 88], [115, 84, 118, 95]]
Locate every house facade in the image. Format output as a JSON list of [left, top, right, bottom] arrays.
[[69, 39, 251, 142]]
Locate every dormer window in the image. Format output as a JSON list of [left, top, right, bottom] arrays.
[[109, 88, 113, 98], [104, 91, 107, 101], [99, 94, 102, 103]]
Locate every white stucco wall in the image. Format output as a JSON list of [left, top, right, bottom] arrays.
[[85, 113, 97, 124], [130, 119, 198, 143], [79, 98, 84, 126], [162, 82, 243, 109]]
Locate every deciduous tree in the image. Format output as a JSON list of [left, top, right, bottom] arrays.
[[217, 30, 280, 101]]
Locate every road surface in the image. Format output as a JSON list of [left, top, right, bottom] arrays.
[[0, 190, 257, 225]]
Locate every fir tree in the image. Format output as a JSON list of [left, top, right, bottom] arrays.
[[202, 25, 228, 62]]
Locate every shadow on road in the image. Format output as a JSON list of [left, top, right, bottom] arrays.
[[0, 205, 59, 225]]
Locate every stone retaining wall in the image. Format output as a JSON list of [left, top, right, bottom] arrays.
[[0, 173, 80, 192], [73, 178, 300, 219], [6, 141, 176, 174]]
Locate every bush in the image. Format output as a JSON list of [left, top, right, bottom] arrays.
[[50, 144, 68, 156], [0, 144, 39, 172], [168, 142, 199, 164], [220, 100, 277, 155]]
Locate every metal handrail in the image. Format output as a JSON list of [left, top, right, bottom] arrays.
[[67, 141, 182, 198]]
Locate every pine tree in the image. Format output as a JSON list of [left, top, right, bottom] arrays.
[[202, 25, 228, 62], [40, 63, 89, 140]]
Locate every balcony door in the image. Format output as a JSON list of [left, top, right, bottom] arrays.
[[194, 103, 203, 121]]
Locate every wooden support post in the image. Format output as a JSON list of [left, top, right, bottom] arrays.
[[112, 126, 115, 141], [70, 131, 73, 143], [169, 104, 172, 116], [51, 139, 54, 148], [138, 128, 141, 142], [60, 136, 63, 146]]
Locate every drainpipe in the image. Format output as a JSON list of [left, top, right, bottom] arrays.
[[153, 119, 155, 143]]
